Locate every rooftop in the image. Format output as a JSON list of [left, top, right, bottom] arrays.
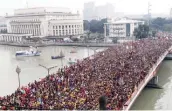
[[105, 18, 144, 24], [14, 7, 71, 15]]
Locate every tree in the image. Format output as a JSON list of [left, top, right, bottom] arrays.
[[71, 38, 79, 42], [134, 24, 149, 39], [85, 18, 107, 34], [151, 17, 166, 28], [163, 24, 172, 32], [112, 38, 118, 43], [151, 17, 172, 31], [152, 30, 157, 37], [32, 37, 41, 43], [83, 20, 90, 31], [90, 20, 99, 33]]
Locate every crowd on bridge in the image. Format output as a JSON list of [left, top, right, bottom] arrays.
[[0, 37, 172, 110]]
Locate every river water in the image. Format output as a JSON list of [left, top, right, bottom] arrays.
[[131, 60, 172, 110], [0, 45, 105, 97], [0, 45, 172, 110]]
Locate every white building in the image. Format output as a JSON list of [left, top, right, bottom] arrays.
[[5, 7, 83, 39], [0, 34, 32, 42], [0, 17, 7, 33], [104, 18, 144, 39]]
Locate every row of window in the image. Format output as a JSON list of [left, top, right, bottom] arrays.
[[52, 25, 82, 29], [11, 24, 41, 29], [11, 19, 41, 22], [11, 28, 41, 36], [52, 29, 82, 36], [112, 28, 124, 31]]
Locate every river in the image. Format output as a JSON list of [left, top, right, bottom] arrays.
[[131, 60, 172, 110], [0, 45, 105, 96], [0, 45, 172, 110]]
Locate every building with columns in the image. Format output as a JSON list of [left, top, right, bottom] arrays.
[[0, 34, 32, 42], [0, 17, 7, 33], [5, 7, 83, 39]]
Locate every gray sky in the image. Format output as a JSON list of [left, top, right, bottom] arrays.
[[0, 0, 171, 16]]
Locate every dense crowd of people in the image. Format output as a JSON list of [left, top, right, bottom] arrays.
[[1, 37, 172, 110]]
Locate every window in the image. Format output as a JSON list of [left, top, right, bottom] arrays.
[[53, 30, 55, 36]]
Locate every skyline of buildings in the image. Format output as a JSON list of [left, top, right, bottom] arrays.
[[83, 2, 115, 20], [83, 1, 171, 20]]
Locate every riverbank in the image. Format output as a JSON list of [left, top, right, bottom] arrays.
[[0, 42, 116, 47]]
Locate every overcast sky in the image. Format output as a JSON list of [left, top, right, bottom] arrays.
[[0, 0, 171, 16]]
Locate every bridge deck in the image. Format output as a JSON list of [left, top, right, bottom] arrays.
[[123, 46, 172, 110]]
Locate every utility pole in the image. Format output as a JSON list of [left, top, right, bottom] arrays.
[[148, 2, 152, 26], [148, 2, 152, 37]]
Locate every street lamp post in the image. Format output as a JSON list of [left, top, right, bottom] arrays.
[[61, 58, 63, 68], [16, 66, 21, 89], [39, 64, 58, 75], [60, 50, 64, 68], [87, 45, 89, 57]]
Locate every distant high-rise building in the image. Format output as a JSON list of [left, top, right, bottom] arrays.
[[83, 2, 115, 20], [83, 2, 95, 20], [170, 8, 172, 18]]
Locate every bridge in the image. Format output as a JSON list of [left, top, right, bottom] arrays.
[[1, 37, 172, 110], [123, 46, 172, 110]]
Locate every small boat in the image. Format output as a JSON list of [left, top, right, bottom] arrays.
[[70, 50, 77, 53], [51, 50, 65, 59], [70, 47, 77, 53], [16, 46, 41, 57], [51, 56, 64, 59], [68, 58, 76, 64]]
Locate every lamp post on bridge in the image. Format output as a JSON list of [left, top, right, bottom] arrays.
[[39, 64, 58, 75], [87, 45, 90, 57], [16, 66, 21, 89]]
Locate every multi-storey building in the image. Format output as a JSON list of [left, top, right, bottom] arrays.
[[5, 7, 83, 38], [0, 17, 7, 33], [104, 18, 144, 39]]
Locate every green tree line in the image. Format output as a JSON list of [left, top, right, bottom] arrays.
[[84, 18, 107, 33]]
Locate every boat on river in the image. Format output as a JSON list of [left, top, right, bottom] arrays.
[[15, 46, 41, 57], [70, 47, 77, 53], [51, 50, 65, 59], [68, 58, 76, 65], [51, 55, 64, 59]]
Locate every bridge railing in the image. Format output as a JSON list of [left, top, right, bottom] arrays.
[[123, 47, 172, 110]]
